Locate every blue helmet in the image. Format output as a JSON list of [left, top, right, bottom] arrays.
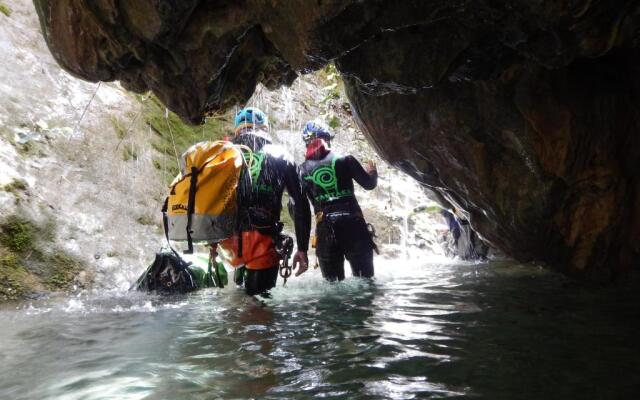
[[234, 107, 269, 133], [302, 119, 332, 144]]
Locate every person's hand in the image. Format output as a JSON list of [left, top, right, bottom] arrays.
[[365, 160, 377, 175], [292, 250, 309, 276]]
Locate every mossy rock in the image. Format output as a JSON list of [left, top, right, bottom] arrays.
[[136, 214, 156, 226], [0, 215, 35, 253], [0, 215, 86, 301], [111, 116, 127, 140], [0, 250, 29, 300], [122, 145, 138, 161], [16, 141, 35, 156], [140, 95, 231, 183], [44, 251, 83, 290], [327, 115, 341, 129], [0, 4, 11, 17], [2, 178, 28, 193]]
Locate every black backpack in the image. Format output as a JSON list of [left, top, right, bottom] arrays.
[[132, 252, 197, 294]]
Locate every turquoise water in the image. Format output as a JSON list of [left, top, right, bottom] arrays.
[[1, 259, 639, 399]]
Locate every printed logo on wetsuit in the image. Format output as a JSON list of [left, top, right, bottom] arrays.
[[304, 159, 352, 202], [243, 152, 274, 193]]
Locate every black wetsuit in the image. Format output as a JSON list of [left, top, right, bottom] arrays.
[[299, 152, 377, 281], [233, 132, 311, 295]]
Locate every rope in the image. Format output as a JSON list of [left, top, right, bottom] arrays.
[[115, 94, 149, 151], [71, 81, 101, 140], [164, 108, 181, 170], [163, 143, 167, 185], [115, 107, 143, 151]]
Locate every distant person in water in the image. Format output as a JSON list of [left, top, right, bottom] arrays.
[[298, 119, 378, 281], [440, 207, 489, 260], [216, 107, 311, 296]]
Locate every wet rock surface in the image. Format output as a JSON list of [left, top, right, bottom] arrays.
[[34, 0, 640, 278]]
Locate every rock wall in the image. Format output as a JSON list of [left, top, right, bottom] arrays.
[[1, 1, 167, 296], [1, 0, 448, 301], [33, 0, 640, 279]]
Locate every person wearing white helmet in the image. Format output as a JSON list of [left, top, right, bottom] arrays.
[[298, 119, 378, 281]]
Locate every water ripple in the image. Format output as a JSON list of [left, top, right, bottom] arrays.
[[1, 260, 640, 399]]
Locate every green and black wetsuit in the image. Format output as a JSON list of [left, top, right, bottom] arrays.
[[299, 152, 377, 281], [233, 132, 311, 295]]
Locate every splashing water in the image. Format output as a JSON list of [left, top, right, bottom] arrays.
[[1, 257, 639, 400]]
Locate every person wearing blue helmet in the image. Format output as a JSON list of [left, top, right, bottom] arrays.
[[233, 107, 269, 136], [217, 107, 311, 296], [298, 119, 378, 281]]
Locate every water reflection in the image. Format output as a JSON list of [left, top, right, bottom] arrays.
[[0, 260, 639, 399]]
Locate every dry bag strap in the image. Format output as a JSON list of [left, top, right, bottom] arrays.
[[162, 197, 170, 244], [185, 166, 199, 254], [235, 161, 252, 258], [161, 197, 181, 258]]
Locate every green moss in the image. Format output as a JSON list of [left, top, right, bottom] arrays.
[[16, 141, 34, 156], [0, 215, 80, 299], [111, 117, 127, 140], [3, 178, 28, 193], [136, 215, 156, 226], [122, 145, 138, 161], [145, 106, 226, 150], [106, 251, 118, 258], [0, 215, 83, 300], [319, 63, 344, 103], [319, 63, 339, 82], [0, 250, 29, 300], [327, 115, 341, 129], [44, 251, 83, 289], [141, 95, 231, 183], [0, 4, 11, 17], [0, 216, 35, 253], [40, 218, 57, 242]]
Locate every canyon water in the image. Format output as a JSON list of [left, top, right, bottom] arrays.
[[1, 258, 639, 399]]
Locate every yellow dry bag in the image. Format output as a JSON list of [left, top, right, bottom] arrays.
[[165, 141, 245, 252]]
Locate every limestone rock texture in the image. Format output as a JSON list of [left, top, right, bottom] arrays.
[[34, 0, 640, 279]]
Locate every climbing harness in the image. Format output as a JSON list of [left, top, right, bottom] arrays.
[[275, 235, 294, 286], [367, 222, 380, 255]]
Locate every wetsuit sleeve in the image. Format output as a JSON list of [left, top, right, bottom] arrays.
[[284, 161, 311, 251], [346, 155, 378, 190]]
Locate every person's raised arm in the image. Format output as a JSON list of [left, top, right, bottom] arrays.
[[347, 155, 378, 190], [284, 161, 312, 275]]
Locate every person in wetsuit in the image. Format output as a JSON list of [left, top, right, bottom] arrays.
[[217, 107, 311, 295], [298, 119, 378, 281]]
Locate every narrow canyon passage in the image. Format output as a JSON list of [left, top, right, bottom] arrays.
[[1, 1, 639, 399]]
